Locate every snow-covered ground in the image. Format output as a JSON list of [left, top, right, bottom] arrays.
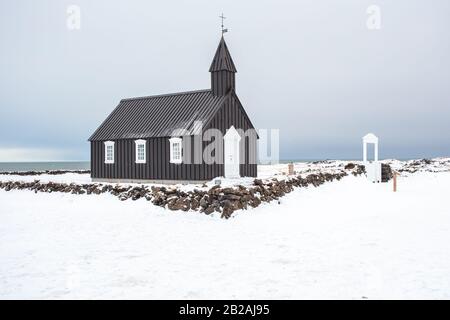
[[1, 163, 450, 299], [0, 172, 92, 184]]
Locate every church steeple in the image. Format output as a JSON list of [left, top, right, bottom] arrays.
[[209, 36, 237, 96]]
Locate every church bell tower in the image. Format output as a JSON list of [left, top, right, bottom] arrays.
[[209, 36, 237, 96]]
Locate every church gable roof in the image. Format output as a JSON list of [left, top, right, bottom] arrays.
[[209, 37, 237, 73], [88, 89, 228, 141]]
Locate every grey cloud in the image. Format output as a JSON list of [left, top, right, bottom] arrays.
[[0, 0, 449, 160]]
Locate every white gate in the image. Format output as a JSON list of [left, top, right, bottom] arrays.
[[224, 126, 241, 178], [363, 133, 381, 183]]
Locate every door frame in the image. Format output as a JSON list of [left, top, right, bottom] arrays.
[[223, 126, 241, 178]]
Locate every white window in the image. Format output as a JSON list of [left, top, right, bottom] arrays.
[[104, 141, 114, 164], [135, 139, 146, 164], [169, 137, 182, 164]]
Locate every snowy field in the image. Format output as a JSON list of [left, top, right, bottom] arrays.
[[1, 161, 450, 299]]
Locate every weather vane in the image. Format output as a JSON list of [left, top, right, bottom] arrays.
[[219, 13, 228, 35]]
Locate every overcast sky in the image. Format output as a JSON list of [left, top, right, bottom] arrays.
[[0, 0, 449, 161]]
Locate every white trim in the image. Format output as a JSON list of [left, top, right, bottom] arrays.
[[224, 126, 241, 178], [169, 137, 182, 164], [224, 125, 241, 141], [104, 141, 115, 164], [362, 133, 379, 163], [134, 139, 146, 164], [362, 133, 378, 144]]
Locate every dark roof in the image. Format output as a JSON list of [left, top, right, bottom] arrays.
[[209, 37, 237, 73], [89, 89, 229, 141]]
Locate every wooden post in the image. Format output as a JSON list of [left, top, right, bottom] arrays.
[[288, 162, 294, 175], [393, 171, 397, 192]]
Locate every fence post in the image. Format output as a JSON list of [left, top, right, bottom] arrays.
[[393, 171, 398, 192], [288, 162, 294, 175]]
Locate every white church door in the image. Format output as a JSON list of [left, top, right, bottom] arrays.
[[224, 126, 241, 178]]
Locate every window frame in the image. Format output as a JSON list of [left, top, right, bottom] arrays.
[[104, 141, 115, 164], [169, 137, 182, 164], [135, 139, 147, 164]]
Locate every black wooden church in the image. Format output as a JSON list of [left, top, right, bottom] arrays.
[[89, 36, 257, 183]]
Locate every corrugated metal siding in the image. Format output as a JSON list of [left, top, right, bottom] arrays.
[[211, 71, 235, 96], [92, 137, 220, 181], [204, 93, 257, 177], [89, 90, 227, 141], [91, 92, 257, 180]]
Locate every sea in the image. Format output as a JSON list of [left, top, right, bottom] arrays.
[[0, 161, 91, 172]]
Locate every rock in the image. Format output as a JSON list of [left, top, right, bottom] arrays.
[[199, 195, 209, 208], [152, 194, 167, 207], [191, 198, 200, 211], [253, 179, 263, 186], [223, 194, 241, 201], [221, 200, 234, 218], [208, 185, 221, 196], [144, 194, 152, 201], [381, 163, 393, 182], [151, 186, 166, 193], [119, 193, 129, 201], [344, 163, 356, 170], [203, 206, 214, 215], [250, 197, 261, 208], [355, 165, 366, 176]]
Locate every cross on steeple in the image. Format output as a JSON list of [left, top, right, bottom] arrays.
[[219, 13, 228, 35]]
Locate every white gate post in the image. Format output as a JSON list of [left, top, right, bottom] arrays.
[[363, 141, 368, 163], [374, 141, 379, 162], [362, 133, 381, 183]]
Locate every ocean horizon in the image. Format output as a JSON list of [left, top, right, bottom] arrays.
[[0, 161, 91, 172]]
